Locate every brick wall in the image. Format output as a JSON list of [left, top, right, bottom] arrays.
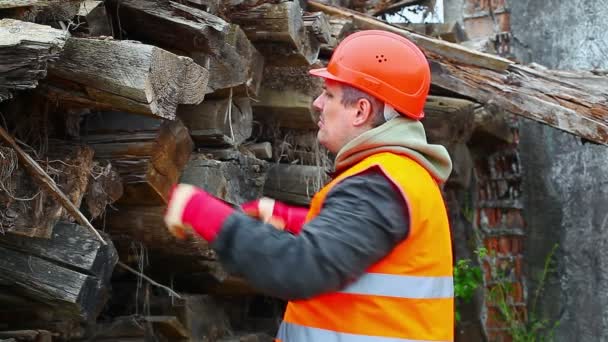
[[474, 122, 524, 342]]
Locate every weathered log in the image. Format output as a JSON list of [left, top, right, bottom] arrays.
[[106, 205, 215, 259], [0, 19, 68, 102], [421, 95, 476, 145], [253, 88, 318, 129], [179, 152, 267, 205], [319, 16, 355, 55], [243, 142, 273, 160], [304, 12, 332, 44], [404, 22, 468, 43], [108, 0, 263, 95], [82, 113, 193, 205], [0, 1, 82, 25], [230, 0, 321, 65], [0, 221, 118, 283], [72, 0, 113, 37], [310, 1, 608, 145], [252, 65, 324, 129], [0, 139, 95, 239], [263, 163, 327, 206], [0, 330, 52, 342], [44, 37, 208, 120], [178, 97, 253, 147], [201, 24, 264, 98], [105, 0, 263, 97], [0, 222, 116, 322], [430, 61, 608, 146], [0, 0, 42, 8]]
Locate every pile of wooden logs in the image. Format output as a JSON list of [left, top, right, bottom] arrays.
[[0, 0, 607, 340]]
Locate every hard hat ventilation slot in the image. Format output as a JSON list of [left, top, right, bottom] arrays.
[[376, 55, 388, 63]]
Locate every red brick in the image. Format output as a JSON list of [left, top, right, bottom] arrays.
[[498, 237, 511, 255]]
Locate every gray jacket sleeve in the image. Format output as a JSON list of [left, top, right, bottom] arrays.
[[211, 167, 410, 300]]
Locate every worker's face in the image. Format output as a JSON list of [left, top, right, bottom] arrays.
[[312, 80, 357, 154]]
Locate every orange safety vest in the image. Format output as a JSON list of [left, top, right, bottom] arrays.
[[276, 152, 454, 342]]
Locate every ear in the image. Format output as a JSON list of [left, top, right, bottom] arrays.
[[352, 98, 374, 127]]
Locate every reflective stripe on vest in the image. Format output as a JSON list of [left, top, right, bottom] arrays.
[[340, 273, 453, 299], [278, 322, 450, 342]]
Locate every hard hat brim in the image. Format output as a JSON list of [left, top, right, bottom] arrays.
[[309, 67, 344, 83]]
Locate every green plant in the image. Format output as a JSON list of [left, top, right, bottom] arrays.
[[488, 244, 560, 342], [454, 247, 487, 321]]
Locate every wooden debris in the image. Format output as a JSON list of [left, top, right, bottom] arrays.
[[73, 1, 113, 37], [252, 65, 323, 130], [0, 126, 105, 243], [422, 95, 476, 145], [82, 161, 123, 220], [263, 163, 327, 205], [243, 142, 273, 160], [179, 152, 267, 205], [0, 330, 52, 342], [82, 113, 193, 205], [0, 19, 68, 102], [105, 0, 262, 97], [304, 12, 332, 44], [107, 205, 215, 259], [178, 97, 253, 147], [430, 61, 608, 146], [44, 38, 208, 120], [0, 222, 116, 322], [230, 0, 322, 65], [308, 1, 513, 71]]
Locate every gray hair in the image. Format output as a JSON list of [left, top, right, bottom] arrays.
[[340, 84, 386, 127]]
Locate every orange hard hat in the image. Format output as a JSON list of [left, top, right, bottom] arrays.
[[310, 30, 430, 120]]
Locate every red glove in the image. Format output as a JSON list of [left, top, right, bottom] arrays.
[[241, 197, 308, 234], [164, 184, 235, 243]]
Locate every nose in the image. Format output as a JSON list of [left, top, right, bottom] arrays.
[[312, 94, 324, 112]]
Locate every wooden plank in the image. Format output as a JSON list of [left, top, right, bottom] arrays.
[[0, 19, 68, 102], [253, 88, 318, 129], [178, 97, 253, 147], [429, 60, 608, 146], [263, 163, 327, 206], [45, 38, 208, 120], [0, 126, 105, 243]]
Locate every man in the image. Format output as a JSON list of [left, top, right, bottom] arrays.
[[164, 30, 454, 342]]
